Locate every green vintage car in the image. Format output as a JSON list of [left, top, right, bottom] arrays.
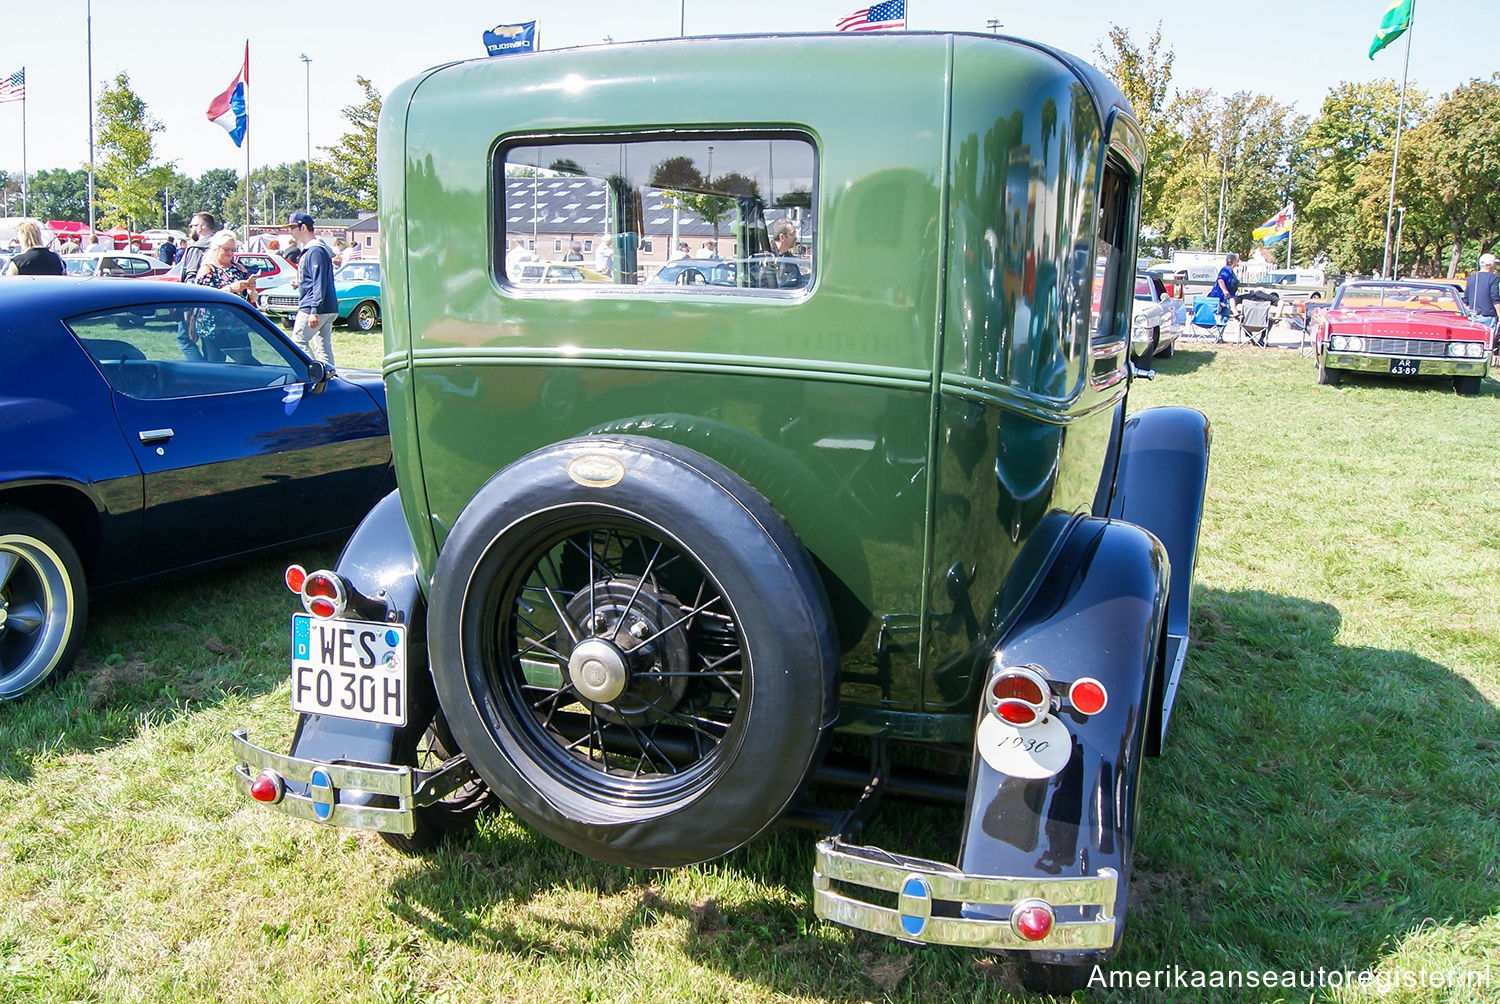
[[233, 32, 1210, 993]]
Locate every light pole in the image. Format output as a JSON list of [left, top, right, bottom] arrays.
[[1393, 206, 1406, 278], [300, 53, 312, 213], [986, 18, 1003, 33]]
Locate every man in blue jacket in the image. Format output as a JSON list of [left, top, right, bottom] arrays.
[[287, 211, 338, 365]]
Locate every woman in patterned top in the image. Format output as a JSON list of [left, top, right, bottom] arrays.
[[190, 231, 257, 363]]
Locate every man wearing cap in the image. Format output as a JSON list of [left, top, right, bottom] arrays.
[[287, 211, 338, 366], [1464, 253, 1499, 352]]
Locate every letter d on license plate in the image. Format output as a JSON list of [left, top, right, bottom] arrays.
[[290, 613, 407, 726]]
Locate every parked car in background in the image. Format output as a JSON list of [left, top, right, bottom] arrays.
[[232, 32, 1211, 995], [157, 250, 296, 292], [259, 261, 383, 331], [62, 252, 171, 278], [0, 277, 393, 701], [511, 261, 611, 285], [1131, 271, 1183, 363], [1313, 280, 1490, 394], [647, 255, 811, 290]]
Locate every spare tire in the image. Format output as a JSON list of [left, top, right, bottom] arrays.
[[428, 436, 839, 867]]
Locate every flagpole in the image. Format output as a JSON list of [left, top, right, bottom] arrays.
[[1381, 0, 1413, 279], [86, 0, 95, 238], [19, 66, 26, 218], [243, 41, 251, 238]]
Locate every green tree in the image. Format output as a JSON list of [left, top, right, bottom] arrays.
[[1408, 74, 1500, 275], [0, 170, 24, 216], [319, 76, 381, 212], [1095, 23, 1178, 234], [95, 71, 174, 231], [1297, 80, 1426, 274], [222, 161, 360, 228], [25, 168, 88, 222]]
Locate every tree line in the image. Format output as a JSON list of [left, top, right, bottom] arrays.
[[0, 72, 381, 234], [1099, 24, 1500, 277]]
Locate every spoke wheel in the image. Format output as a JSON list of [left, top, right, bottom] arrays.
[[429, 436, 839, 867], [487, 517, 744, 803], [0, 508, 87, 701]]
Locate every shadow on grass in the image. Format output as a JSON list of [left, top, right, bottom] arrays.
[[376, 584, 1499, 1001], [1148, 343, 1218, 375], [0, 542, 340, 783], [1118, 586, 1500, 992], [1322, 369, 1500, 398]]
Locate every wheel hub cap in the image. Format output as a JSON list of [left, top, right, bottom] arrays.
[[568, 637, 629, 703]]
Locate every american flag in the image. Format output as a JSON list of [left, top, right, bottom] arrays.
[[837, 0, 906, 31], [0, 68, 24, 104]]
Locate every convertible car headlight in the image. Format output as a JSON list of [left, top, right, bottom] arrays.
[[1332, 335, 1348, 351], [1347, 336, 1365, 351], [1468, 342, 1486, 358], [1448, 342, 1465, 357]]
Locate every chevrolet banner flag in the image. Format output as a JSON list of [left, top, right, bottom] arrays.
[[484, 22, 538, 57]]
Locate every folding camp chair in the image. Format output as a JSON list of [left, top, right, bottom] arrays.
[[1238, 290, 1277, 347], [1187, 295, 1229, 342]]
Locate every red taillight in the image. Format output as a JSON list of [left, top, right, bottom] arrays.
[[991, 673, 1046, 706], [1068, 678, 1109, 716], [986, 665, 1050, 727], [1011, 900, 1055, 941], [996, 700, 1042, 727], [304, 573, 339, 599], [249, 770, 285, 804], [285, 564, 307, 593], [300, 570, 346, 619]]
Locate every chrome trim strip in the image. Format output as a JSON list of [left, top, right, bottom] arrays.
[[813, 837, 1117, 951]]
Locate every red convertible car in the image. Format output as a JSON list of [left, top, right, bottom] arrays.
[[1314, 280, 1491, 395]]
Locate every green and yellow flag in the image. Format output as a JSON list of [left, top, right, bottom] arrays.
[[1369, 0, 1414, 59]]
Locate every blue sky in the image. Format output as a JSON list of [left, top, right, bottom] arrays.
[[0, 0, 1488, 179]]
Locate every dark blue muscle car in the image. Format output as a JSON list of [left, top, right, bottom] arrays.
[[0, 277, 393, 700]]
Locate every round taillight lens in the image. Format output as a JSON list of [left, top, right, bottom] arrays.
[[996, 699, 1041, 727], [304, 573, 340, 600], [1068, 678, 1109, 716], [308, 597, 338, 619], [285, 564, 307, 594], [1012, 900, 1055, 942], [991, 673, 1046, 707]]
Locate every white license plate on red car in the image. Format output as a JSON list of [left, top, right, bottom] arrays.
[[290, 613, 407, 725], [1389, 358, 1420, 376]]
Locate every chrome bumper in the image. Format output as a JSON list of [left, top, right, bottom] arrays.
[[1323, 352, 1487, 377], [230, 728, 476, 836], [814, 837, 1118, 950]]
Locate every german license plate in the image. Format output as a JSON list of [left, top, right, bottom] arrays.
[[1389, 358, 1420, 376], [290, 613, 407, 725]]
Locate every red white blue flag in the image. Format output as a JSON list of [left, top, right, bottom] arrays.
[[837, 0, 906, 31], [207, 43, 249, 147], [0, 67, 24, 104]]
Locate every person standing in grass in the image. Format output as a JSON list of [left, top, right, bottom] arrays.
[[286, 211, 337, 367], [1207, 252, 1240, 340], [1464, 253, 1498, 352]]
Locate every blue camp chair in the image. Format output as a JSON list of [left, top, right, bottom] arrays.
[[1188, 295, 1229, 342]]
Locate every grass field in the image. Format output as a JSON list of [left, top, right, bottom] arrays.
[[2, 342, 1497, 1003]]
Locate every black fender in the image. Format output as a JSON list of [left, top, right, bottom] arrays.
[[287, 489, 438, 772], [958, 515, 1168, 965], [1106, 405, 1210, 749]]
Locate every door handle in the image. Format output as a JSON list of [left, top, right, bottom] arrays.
[[138, 428, 175, 444]]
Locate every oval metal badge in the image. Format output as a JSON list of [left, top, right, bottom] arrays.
[[977, 713, 1072, 779], [568, 454, 626, 488]]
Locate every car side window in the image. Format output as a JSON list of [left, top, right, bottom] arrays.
[[238, 255, 273, 276], [68, 303, 308, 400], [497, 134, 816, 295]]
